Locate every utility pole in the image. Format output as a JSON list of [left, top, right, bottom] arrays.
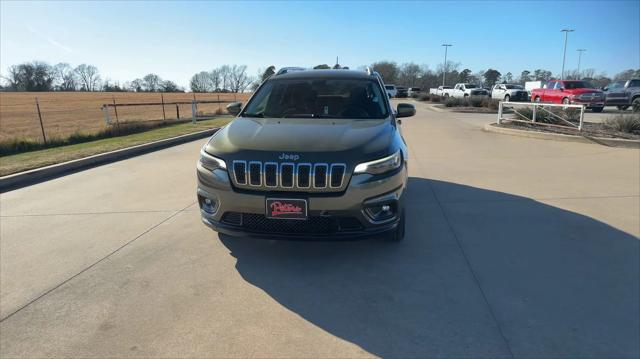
[[442, 44, 452, 87], [576, 49, 586, 79], [560, 29, 574, 80]]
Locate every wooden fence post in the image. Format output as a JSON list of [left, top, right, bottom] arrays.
[[176, 104, 180, 120], [112, 98, 121, 133], [35, 97, 47, 145], [161, 93, 166, 121], [193, 93, 198, 113], [191, 100, 197, 124], [218, 95, 221, 112]]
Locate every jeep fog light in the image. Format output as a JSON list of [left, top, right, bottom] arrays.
[[198, 195, 218, 214], [365, 203, 396, 222]]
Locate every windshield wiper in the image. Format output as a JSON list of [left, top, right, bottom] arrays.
[[242, 113, 264, 118]]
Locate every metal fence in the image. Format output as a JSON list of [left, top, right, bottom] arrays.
[[0, 92, 249, 144], [497, 101, 586, 130]]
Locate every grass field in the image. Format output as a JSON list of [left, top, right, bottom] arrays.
[[0, 117, 233, 176], [0, 92, 251, 142]]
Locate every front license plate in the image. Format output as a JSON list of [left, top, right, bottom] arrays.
[[266, 198, 308, 220]]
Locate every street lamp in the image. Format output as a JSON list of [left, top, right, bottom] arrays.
[[442, 44, 452, 87], [577, 49, 586, 79], [560, 29, 574, 80]]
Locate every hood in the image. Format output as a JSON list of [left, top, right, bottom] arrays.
[[564, 88, 603, 95], [206, 117, 394, 162]]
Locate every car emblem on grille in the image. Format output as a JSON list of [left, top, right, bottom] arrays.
[[279, 153, 300, 161]]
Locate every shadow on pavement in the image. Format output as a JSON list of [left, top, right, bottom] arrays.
[[219, 178, 639, 358]]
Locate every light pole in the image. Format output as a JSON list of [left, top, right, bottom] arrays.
[[560, 29, 574, 80], [576, 49, 586, 79], [442, 44, 452, 87]]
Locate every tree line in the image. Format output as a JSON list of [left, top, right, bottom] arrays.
[[370, 61, 640, 89], [189, 65, 254, 93], [2, 60, 638, 93], [0, 61, 255, 93]]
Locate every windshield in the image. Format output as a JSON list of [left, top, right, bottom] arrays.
[[505, 85, 524, 89], [565, 81, 594, 89], [243, 79, 389, 119]]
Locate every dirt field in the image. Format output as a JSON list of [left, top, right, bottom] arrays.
[[0, 92, 251, 142]]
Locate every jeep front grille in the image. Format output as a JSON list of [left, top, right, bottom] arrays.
[[232, 161, 348, 192]]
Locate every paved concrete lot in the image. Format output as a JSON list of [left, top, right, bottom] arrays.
[[1, 101, 638, 358]]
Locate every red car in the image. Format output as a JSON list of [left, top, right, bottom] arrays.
[[530, 80, 605, 112]]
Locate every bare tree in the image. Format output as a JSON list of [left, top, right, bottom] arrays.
[[53, 63, 76, 91], [229, 65, 251, 92], [142, 73, 162, 92], [160, 80, 181, 92], [3, 65, 21, 90], [372, 61, 399, 83], [74, 64, 101, 91], [209, 68, 222, 91], [190, 71, 212, 92], [398, 63, 422, 87]]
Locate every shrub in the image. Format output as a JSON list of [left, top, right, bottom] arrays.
[[481, 98, 500, 110], [416, 93, 430, 101], [444, 97, 461, 107], [430, 95, 441, 103], [604, 114, 640, 134], [469, 96, 484, 108]]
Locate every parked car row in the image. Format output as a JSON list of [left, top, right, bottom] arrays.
[[395, 78, 639, 112]]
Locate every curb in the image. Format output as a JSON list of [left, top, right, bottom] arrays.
[[483, 123, 640, 149], [0, 128, 219, 192]]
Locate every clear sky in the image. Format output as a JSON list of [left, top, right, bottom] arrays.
[[1, 0, 638, 88]]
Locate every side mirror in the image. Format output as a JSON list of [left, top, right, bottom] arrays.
[[396, 103, 416, 118], [603, 87, 608, 91], [226, 102, 242, 116]]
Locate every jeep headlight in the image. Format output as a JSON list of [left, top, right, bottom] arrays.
[[199, 148, 227, 171], [354, 150, 402, 175]]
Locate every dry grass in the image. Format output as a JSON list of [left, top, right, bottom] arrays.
[[0, 92, 251, 142]]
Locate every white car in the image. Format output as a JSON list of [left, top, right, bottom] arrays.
[[407, 87, 422, 97], [491, 84, 529, 102], [442, 83, 489, 98], [385, 84, 397, 98], [429, 86, 451, 96]]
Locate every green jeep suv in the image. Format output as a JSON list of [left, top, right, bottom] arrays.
[[196, 69, 415, 240]]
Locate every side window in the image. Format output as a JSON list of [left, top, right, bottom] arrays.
[[628, 80, 640, 88], [554, 82, 563, 90], [547, 81, 556, 89]]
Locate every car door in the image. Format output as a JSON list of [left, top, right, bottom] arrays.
[[605, 81, 626, 105], [549, 81, 564, 103], [540, 81, 554, 102]]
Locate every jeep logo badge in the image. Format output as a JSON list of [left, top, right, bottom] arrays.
[[278, 153, 300, 161]]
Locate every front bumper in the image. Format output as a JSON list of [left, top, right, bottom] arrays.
[[196, 163, 407, 240]]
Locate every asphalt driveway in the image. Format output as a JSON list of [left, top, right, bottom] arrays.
[[1, 102, 638, 358]]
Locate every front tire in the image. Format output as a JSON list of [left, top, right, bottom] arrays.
[[389, 214, 405, 241], [633, 98, 640, 113], [617, 105, 629, 111], [534, 96, 541, 103], [504, 95, 510, 102], [591, 107, 604, 113], [562, 98, 570, 105]]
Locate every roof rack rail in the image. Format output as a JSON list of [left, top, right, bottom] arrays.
[[275, 67, 306, 75]]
